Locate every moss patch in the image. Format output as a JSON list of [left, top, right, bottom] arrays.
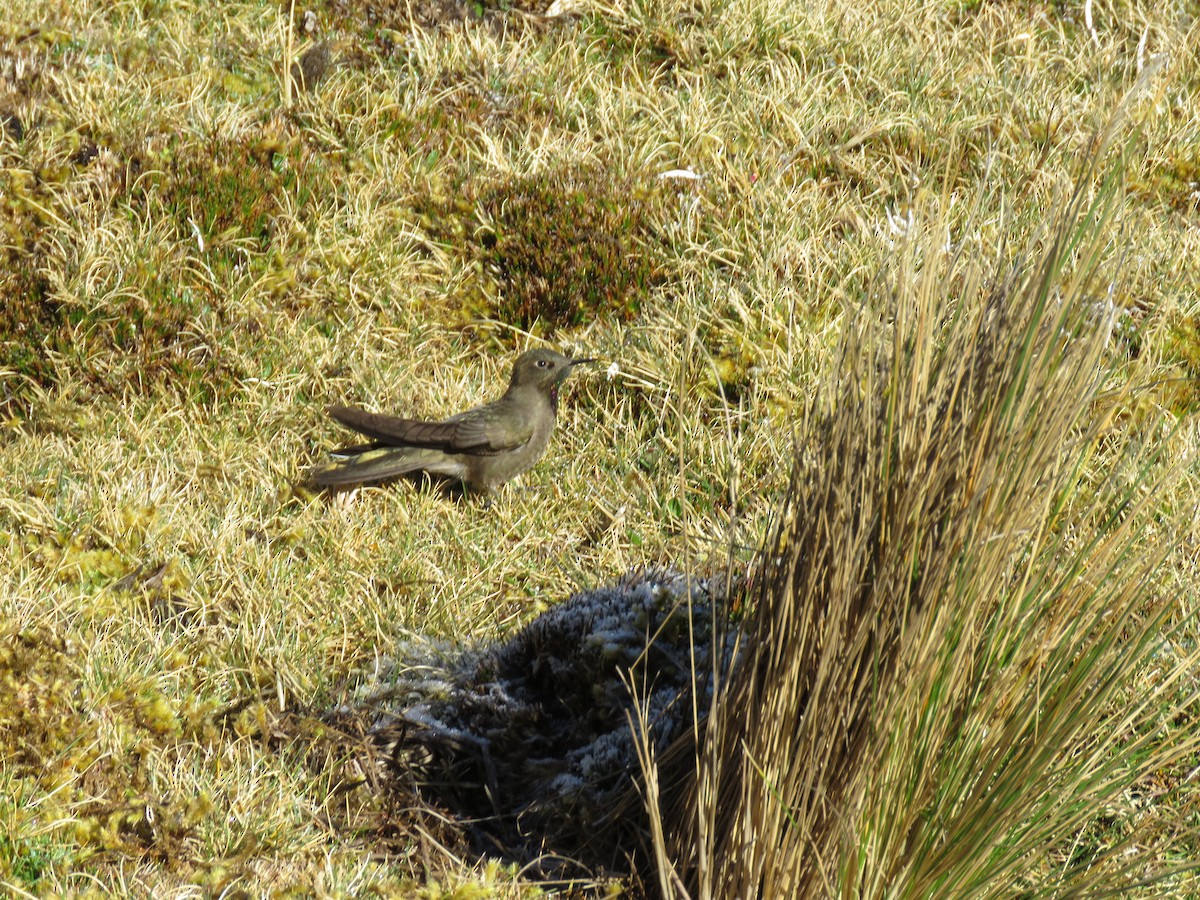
[[1133, 154, 1200, 214], [419, 164, 666, 333]]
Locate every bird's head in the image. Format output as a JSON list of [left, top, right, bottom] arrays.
[[508, 348, 597, 412], [508, 349, 596, 401]]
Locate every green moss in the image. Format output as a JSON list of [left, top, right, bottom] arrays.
[[419, 164, 666, 333], [132, 135, 315, 278], [0, 271, 58, 410], [0, 830, 71, 889], [0, 629, 82, 785], [0, 132, 348, 415], [1132, 154, 1200, 213], [1160, 313, 1200, 413]]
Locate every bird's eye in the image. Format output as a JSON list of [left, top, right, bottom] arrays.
[[537, 359, 550, 368]]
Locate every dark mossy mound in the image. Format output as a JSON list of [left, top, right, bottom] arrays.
[[333, 570, 733, 880]]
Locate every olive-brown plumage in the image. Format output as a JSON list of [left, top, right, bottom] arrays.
[[312, 349, 593, 495]]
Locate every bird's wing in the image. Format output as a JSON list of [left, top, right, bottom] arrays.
[[443, 404, 535, 455], [325, 406, 443, 445], [326, 403, 532, 454]]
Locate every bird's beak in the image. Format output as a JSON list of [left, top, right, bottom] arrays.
[[565, 357, 597, 378], [555, 357, 596, 383]]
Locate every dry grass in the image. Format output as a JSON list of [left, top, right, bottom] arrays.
[[1, 0, 1198, 894]]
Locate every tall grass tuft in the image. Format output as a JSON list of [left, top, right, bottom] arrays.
[[648, 130, 1200, 897]]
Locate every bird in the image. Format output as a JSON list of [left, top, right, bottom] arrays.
[[312, 348, 595, 496]]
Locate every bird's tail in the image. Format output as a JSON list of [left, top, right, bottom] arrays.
[[310, 445, 465, 487]]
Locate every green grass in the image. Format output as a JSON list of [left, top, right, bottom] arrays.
[[1, 0, 1199, 894]]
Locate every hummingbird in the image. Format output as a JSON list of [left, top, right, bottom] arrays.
[[312, 349, 595, 495]]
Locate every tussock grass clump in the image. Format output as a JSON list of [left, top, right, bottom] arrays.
[[646, 145, 1200, 895]]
